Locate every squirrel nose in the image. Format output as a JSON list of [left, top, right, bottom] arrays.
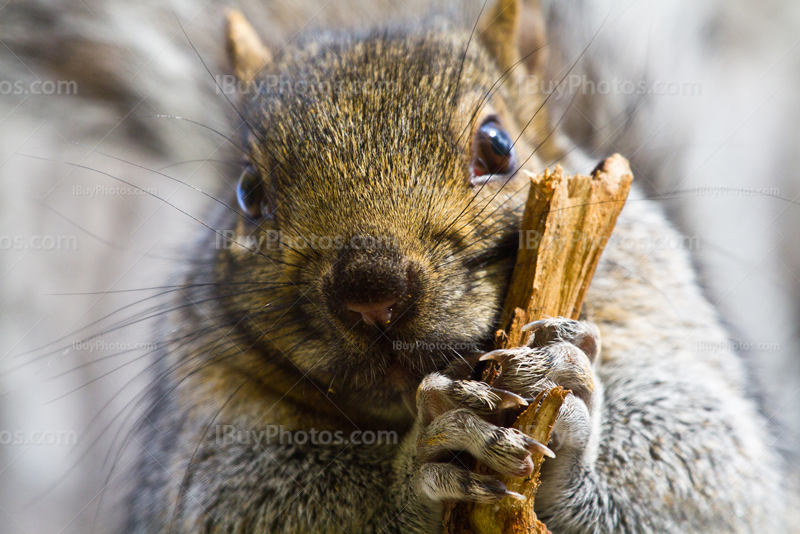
[[345, 299, 398, 327], [327, 238, 419, 330]]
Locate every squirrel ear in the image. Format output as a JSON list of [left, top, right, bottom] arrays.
[[479, 0, 547, 74], [226, 9, 272, 83]]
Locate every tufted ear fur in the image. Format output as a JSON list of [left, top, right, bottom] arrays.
[[225, 9, 272, 83], [478, 0, 547, 75]]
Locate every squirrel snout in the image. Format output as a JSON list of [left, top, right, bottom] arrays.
[[327, 243, 420, 329]]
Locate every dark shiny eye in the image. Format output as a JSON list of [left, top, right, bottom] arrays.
[[472, 120, 516, 178], [237, 168, 269, 219]]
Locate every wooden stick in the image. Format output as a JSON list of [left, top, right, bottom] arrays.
[[443, 154, 633, 534]]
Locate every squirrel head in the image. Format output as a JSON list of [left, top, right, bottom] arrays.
[[209, 0, 558, 415]]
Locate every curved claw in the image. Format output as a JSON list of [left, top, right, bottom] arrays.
[[479, 349, 513, 365], [489, 479, 526, 500], [488, 479, 526, 501], [521, 319, 549, 333], [503, 490, 527, 501], [490, 387, 529, 409], [522, 436, 556, 458]]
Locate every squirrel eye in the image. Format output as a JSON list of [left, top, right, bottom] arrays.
[[236, 168, 269, 219], [472, 120, 516, 179]]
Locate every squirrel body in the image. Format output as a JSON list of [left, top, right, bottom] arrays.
[[123, 3, 790, 533]]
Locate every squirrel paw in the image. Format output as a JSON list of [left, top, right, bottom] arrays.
[[479, 317, 601, 454], [411, 373, 553, 503]]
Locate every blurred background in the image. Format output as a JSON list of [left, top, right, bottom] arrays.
[[0, 0, 799, 531]]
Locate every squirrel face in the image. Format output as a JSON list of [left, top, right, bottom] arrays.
[[213, 16, 552, 410]]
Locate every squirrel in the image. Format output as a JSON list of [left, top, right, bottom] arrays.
[[120, 1, 791, 533]]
